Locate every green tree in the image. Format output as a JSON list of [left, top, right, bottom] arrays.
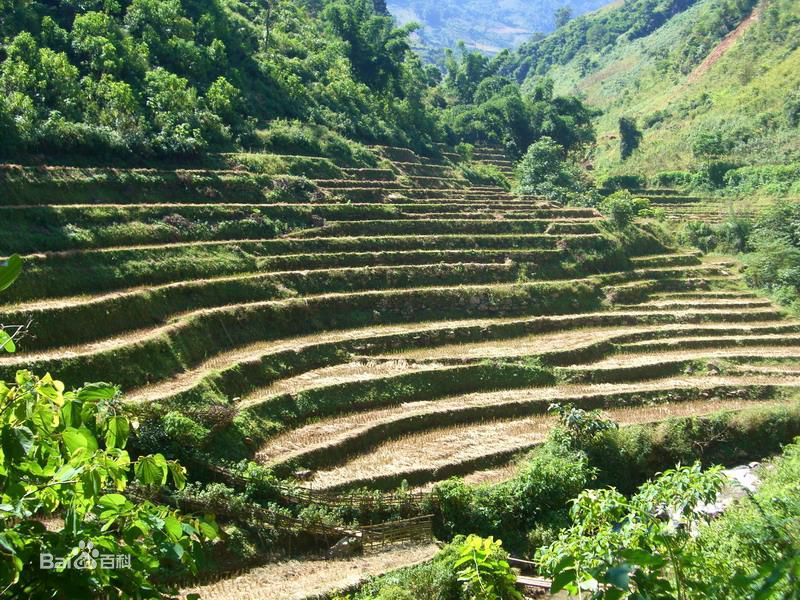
[[515, 136, 590, 203], [548, 403, 618, 449], [619, 116, 642, 160], [554, 6, 573, 28], [454, 535, 522, 600], [538, 464, 726, 599], [322, 0, 416, 92], [0, 371, 219, 597]]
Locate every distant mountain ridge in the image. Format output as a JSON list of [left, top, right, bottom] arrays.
[[386, 0, 609, 59]]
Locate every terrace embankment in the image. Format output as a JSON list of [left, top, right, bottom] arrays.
[[3, 143, 799, 527]]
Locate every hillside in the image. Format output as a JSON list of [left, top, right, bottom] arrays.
[[387, 0, 608, 59], [509, 0, 800, 192], [3, 1, 800, 598], [4, 141, 800, 596], [0, 0, 447, 157]]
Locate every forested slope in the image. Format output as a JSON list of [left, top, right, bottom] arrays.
[[0, 0, 444, 157], [0, 0, 604, 163]]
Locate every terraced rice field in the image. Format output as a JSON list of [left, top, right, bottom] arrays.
[[3, 144, 800, 587], [630, 188, 771, 222]]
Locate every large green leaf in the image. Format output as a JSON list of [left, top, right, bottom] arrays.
[[1, 426, 35, 461], [0, 330, 16, 353], [62, 427, 88, 455], [104, 416, 130, 449], [77, 383, 119, 402], [168, 462, 187, 490], [550, 568, 578, 593], [134, 454, 168, 486], [164, 515, 183, 541], [0, 255, 22, 292], [604, 565, 632, 590]]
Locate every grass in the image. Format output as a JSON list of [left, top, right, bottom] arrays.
[[546, 0, 800, 191]]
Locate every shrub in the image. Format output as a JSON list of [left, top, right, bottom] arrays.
[[537, 463, 726, 598], [723, 163, 800, 196], [459, 162, 510, 190], [256, 120, 376, 166], [0, 371, 218, 597], [677, 221, 719, 253], [598, 191, 654, 229], [433, 440, 592, 553], [162, 411, 210, 446], [454, 535, 521, 600], [548, 402, 618, 449], [785, 90, 800, 127], [619, 116, 642, 160], [692, 130, 727, 159], [598, 174, 646, 191], [703, 160, 741, 188], [652, 170, 693, 187], [354, 538, 463, 599], [515, 136, 593, 203]]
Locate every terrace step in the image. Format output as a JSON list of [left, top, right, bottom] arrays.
[[128, 309, 797, 409], [14, 233, 606, 301], [392, 162, 455, 177], [1, 276, 611, 389], [303, 394, 793, 491], [340, 168, 396, 181], [257, 376, 795, 475], [284, 219, 600, 238]]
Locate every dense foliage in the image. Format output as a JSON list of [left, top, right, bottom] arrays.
[[514, 136, 594, 203], [0, 0, 443, 157], [0, 371, 218, 598], [677, 201, 800, 312], [437, 49, 596, 156], [539, 438, 800, 599], [690, 438, 800, 597], [339, 534, 519, 600]]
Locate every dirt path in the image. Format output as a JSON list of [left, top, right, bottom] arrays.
[[181, 544, 439, 600], [688, 1, 763, 83]]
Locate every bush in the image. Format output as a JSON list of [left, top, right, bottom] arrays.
[[598, 174, 646, 191], [652, 170, 693, 187], [677, 221, 719, 253], [256, 120, 376, 166], [454, 535, 521, 600], [723, 163, 800, 196], [598, 191, 654, 229], [689, 439, 800, 597], [459, 162, 510, 190], [619, 116, 642, 160], [677, 216, 752, 254], [432, 440, 592, 553], [703, 160, 741, 188], [162, 411, 211, 446], [354, 538, 463, 599], [515, 136, 593, 204]]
